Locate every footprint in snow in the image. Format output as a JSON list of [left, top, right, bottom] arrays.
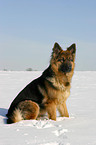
[[52, 128, 68, 137], [18, 120, 54, 129]]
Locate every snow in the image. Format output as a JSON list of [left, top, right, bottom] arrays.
[[0, 71, 96, 145]]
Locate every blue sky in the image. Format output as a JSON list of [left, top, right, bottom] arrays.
[[0, 0, 96, 71]]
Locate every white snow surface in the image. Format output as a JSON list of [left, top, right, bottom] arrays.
[[0, 71, 96, 145]]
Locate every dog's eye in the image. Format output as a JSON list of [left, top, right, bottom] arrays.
[[68, 57, 73, 61], [58, 58, 65, 62]]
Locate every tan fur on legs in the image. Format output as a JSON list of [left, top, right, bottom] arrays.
[[46, 101, 56, 121], [58, 101, 69, 117], [39, 109, 46, 117]]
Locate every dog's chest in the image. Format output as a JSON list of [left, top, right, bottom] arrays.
[[46, 77, 70, 102], [57, 89, 70, 104], [47, 77, 66, 91]]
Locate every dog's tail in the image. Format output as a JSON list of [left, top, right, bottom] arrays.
[[7, 100, 39, 124], [7, 108, 23, 124]]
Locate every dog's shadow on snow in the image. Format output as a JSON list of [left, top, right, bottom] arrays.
[[0, 108, 8, 124]]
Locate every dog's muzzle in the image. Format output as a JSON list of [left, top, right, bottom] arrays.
[[60, 63, 72, 73]]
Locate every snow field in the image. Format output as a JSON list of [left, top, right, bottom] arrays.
[[0, 71, 96, 145]]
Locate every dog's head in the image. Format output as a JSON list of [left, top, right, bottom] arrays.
[[50, 42, 76, 74]]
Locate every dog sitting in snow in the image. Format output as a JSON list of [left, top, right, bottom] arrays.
[[6, 42, 76, 123]]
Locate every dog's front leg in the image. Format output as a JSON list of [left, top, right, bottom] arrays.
[[58, 101, 69, 117], [46, 101, 56, 121]]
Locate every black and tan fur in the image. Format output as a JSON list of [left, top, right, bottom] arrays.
[[6, 42, 76, 123]]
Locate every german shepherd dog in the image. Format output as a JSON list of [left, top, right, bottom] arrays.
[[6, 42, 76, 123]]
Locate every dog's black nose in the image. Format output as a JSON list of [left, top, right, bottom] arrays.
[[60, 63, 72, 73]]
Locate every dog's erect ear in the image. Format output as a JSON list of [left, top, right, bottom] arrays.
[[67, 43, 76, 54], [52, 42, 62, 58]]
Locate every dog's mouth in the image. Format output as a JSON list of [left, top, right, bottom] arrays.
[[59, 63, 72, 73]]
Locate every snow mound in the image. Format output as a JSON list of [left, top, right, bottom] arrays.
[[13, 116, 73, 129], [15, 119, 54, 129]]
